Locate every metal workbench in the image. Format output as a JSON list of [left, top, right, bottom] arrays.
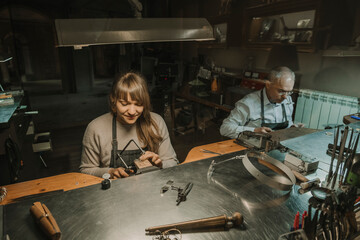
[[2, 151, 310, 240], [2, 124, 359, 239]]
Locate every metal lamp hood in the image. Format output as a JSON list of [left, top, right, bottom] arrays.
[[55, 18, 215, 48]]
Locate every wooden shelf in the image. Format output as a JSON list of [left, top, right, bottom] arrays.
[[243, 0, 321, 52]]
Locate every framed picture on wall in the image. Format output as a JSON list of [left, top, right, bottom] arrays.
[[213, 23, 227, 44]]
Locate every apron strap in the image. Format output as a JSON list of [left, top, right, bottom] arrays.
[[261, 88, 265, 125], [110, 115, 117, 168], [281, 103, 288, 123]]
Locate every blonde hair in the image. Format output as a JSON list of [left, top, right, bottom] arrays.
[[109, 72, 162, 152]]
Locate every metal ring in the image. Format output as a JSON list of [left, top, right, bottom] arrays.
[[242, 151, 296, 191], [207, 155, 292, 210]]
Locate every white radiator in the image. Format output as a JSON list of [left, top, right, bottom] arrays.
[[294, 89, 359, 129]]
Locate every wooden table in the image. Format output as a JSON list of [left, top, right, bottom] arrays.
[[0, 172, 103, 205], [1, 141, 243, 205], [1, 128, 317, 206], [182, 128, 319, 164], [183, 139, 247, 164]]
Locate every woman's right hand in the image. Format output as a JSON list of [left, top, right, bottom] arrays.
[[108, 167, 133, 179]]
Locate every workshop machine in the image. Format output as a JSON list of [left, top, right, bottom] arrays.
[[235, 130, 319, 175]]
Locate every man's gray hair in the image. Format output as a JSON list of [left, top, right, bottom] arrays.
[[269, 66, 295, 83]]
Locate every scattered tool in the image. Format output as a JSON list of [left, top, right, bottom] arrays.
[[30, 202, 61, 240], [160, 180, 174, 195], [176, 182, 193, 206], [292, 211, 300, 231], [291, 170, 309, 183], [345, 134, 360, 185], [145, 212, 243, 234], [327, 126, 340, 186], [300, 178, 320, 190], [200, 149, 221, 155], [118, 139, 158, 174], [234, 131, 273, 150], [300, 184, 358, 240], [160, 181, 194, 205], [116, 153, 136, 174], [284, 151, 319, 175], [331, 126, 349, 189], [351, 115, 360, 120], [301, 211, 307, 229]]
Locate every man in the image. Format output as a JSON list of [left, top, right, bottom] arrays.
[[220, 66, 300, 139]]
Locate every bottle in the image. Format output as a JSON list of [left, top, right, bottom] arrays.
[[211, 75, 218, 92]]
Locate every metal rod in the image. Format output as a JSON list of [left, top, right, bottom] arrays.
[[331, 126, 349, 189], [200, 149, 221, 155], [345, 129, 354, 158], [327, 127, 340, 185], [344, 133, 360, 182], [341, 129, 355, 180]]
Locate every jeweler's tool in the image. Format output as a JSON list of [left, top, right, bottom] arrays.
[[145, 212, 243, 233], [116, 153, 136, 174], [176, 182, 193, 206], [327, 127, 339, 186], [331, 126, 348, 189], [200, 149, 221, 155]]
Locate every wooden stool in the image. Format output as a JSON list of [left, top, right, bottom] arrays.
[[32, 132, 52, 168]]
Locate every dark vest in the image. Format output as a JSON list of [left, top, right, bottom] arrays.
[[110, 115, 145, 168]]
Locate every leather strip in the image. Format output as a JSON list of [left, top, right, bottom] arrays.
[[242, 151, 296, 191]]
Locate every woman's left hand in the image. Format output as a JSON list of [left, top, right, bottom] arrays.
[[139, 151, 163, 168]]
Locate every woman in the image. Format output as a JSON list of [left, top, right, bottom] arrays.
[[80, 72, 178, 178]]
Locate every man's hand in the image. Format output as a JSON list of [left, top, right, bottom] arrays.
[[139, 151, 163, 168], [254, 127, 272, 133], [108, 167, 133, 179], [291, 123, 305, 128]]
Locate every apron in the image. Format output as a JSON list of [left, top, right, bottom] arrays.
[[110, 115, 146, 169], [260, 88, 289, 130]]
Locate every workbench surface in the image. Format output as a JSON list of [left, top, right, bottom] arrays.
[[2, 125, 359, 239], [3, 151, 312, 240]]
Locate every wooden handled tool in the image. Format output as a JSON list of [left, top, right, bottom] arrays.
[[30, 202, 61, 240], [145, 212, 243, 233]]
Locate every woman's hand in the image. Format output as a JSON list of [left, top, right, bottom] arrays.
[[139, 151, 163, 168], [108, 167, 133, 179]]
